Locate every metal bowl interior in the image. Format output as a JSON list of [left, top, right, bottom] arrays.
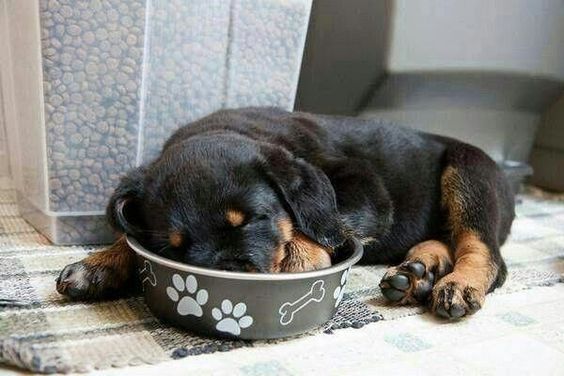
[[127, 236, 363, 281]]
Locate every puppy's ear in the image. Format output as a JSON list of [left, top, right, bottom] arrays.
[[260, 146, 346, 248], [106, 167, 146, 236]]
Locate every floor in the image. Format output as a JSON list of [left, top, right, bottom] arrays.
[[3, 283, 564, 375], [89, 284, 564, 375], [1, 181, 563, 375]]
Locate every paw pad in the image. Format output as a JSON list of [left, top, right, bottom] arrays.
[[166, 274, 208, 317], [212, 299, 253, 335], [380, 261, 434, 304]]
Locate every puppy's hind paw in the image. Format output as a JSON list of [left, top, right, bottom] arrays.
[[379, 261, 435, 304], [56, 260, 128, 300]]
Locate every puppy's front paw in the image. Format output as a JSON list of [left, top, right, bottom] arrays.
[[56, 261, 125, 300], [431, 274, 485, 319]]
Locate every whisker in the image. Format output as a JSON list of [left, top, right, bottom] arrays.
[[155, 244, 171, 255], [140, 230, 169, 236]]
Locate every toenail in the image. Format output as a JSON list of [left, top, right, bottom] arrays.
[[449, 305, 465, 319], [467, 300, 481, 312], [436, 306, 450, 318]]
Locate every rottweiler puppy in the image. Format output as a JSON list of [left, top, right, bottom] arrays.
[[56, 107, 515, 319]]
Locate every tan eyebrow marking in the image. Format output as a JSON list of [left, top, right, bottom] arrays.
[[169, 231, 184, 247], [226, 209, 245, 227]]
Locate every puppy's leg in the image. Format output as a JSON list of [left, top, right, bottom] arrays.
[[380, 240, 454, 304], [56, 236, 137, 300], [430, 144, 514, 319]]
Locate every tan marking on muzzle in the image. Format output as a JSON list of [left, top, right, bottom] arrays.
[[271, 218, 333, 272]]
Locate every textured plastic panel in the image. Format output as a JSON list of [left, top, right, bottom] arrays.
[[225, 0, 311, 109], [39, 0, 146, 212], [139, 0, 230, 162], [16, 191, 114, 245], [140, 0, 312, 161], [6, 0, 312, 244]]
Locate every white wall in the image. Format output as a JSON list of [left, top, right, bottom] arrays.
[[0, 0, 18, 180], [389, 0, 564, 80]]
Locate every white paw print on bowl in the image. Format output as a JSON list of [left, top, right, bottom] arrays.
[[212, 299, 253, 336], [166, 274, 208, 317], [333, 268, 351, 307]]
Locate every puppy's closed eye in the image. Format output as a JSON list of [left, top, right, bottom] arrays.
[[225, 210, 270, 227]]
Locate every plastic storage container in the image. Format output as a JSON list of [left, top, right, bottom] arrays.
[[3, 0, 312, 244]]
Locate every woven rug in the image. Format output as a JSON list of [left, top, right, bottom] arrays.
[[1, 185, 564, 374]]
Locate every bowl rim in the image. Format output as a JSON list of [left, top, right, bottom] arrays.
[[127, 235, 363, 281]]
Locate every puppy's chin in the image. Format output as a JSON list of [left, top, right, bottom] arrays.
[[271, 232, 333, 273]]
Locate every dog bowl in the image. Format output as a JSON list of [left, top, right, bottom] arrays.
[[127, 236, 363, 339]]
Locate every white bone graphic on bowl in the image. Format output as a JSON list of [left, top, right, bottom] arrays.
[[279, 280, 325, 326], [139, 260, 157, 289]]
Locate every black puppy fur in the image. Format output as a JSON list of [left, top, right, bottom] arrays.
[[56, 107, 515, 318]]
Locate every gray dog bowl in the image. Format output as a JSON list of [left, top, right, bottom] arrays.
[[127, 236, 363, 340]]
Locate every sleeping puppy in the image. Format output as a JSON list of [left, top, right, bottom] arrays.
[[56, 107, 515, 319]]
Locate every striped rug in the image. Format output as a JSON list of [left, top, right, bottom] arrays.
[[1, 184, 563, 373]]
